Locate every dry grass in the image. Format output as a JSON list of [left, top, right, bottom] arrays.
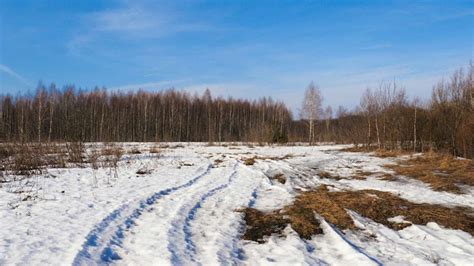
[[213, 159, 223, 167], [341, 146, 412, 158], [241, 208, 290, 243], [168, 144, 185, 149], [242, 154, 293, 166], [318, 170, 366, 181], [269, 173, 286, 184], [243, 157, 256, 165], [7, 144, 46, 176], [261, 154, 294, 161], [341, 146, 374, 153], [373, 149, 411, 158], [136, 168, 151, 175], [87, 150, 100, 170], [241, 185, 474, 243], [1, 143, 69, 174], [378, 172, 398, 181], [341, 148, 473, 193], [386, 153, 474, 193], [66, 142, 85, 164], [130, 148, 142, 154], [149, 145, 161, 154], [319, 186, 474, 234], [318, 171, 342, 180], [101, 144, 123, 167]]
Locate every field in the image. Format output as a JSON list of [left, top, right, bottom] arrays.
[[0, 143, 473, 265]]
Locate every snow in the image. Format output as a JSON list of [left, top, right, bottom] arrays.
[[1, 143, 473, 265]]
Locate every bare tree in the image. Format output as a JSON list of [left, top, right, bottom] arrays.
[[412, 97, 420, 152], [324, 105, 333, 141], [360, 88, 373, 148], [300, 82, 323, 145]]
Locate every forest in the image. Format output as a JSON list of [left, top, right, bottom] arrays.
[[0, 63, 472, 158]]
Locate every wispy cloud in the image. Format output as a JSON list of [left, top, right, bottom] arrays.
[[109, 79, 186, 91], [80, 2, 213, 39], [67, 2, 215, 58], [93, 6, 160, 32], [0, 64, 33, 87]]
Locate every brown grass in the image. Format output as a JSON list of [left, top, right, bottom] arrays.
[[318, 170, 366, 180], [241, 185, 474, 243], [149, 145, 161, 154], [241, 208, 290, 243], [386, 153, 474, 193], [269, 173, 286, 184], [242, 154, 294, 166], [87, 150, 100, 170], [136, 168, 151, 175], [66, 142, 85, 164], [320, 187, 474, 234], [341, 146, 412, 158], [130, 148, 142, 154], [243, 157, 256, 165], [341, 146, 374, 153], [1, 143, 70, 172], [318, 171, 342, 180], [213, 159, 223, 167], [373, 149, 411, 158], [102, 144, 123, 167], [378, 173, 398, 181], [261, 154, 294, 161], [7, 144, 46, 175]]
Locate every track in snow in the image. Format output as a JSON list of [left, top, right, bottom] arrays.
[[72, 163, 212, 265], [167, 162, 240, 265]]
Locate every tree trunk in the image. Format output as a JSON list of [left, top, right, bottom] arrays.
[[413, 107, 417, 152], [48, 102, 53, 142], [38, 97, 42, 142], [375, 115, 380, 149]]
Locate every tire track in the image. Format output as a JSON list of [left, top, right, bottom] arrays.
[[72, 163, 212, 265], [167, 162, 240, 265]]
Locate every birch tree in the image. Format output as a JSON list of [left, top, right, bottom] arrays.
[[301, 82, 323, 145]]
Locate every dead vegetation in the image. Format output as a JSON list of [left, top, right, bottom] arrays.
[[136, 168, 151, 175], [318, 170, 366, 181], [377, 172, 398, 181], [386, 152, 474, 193], [213, 159, 223, 167], [66, 142, 85, 164], [243, 157, 256, 165], [149, 145, 161, 154], [340, 148, 473, 193], [241, 208, 290, 243], [318, 171, 341, 180], [242, 154, 294, 166], [242, 185, 474, 243], [4, 144, 46, 176], [342, 146, 412, 158], [130, 148, 142, 154], [269, 173, 286, 184]]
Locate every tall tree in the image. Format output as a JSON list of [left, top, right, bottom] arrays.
[[301, 82, 323, 145]]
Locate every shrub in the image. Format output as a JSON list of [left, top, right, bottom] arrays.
[[66, 142, 85, 164]]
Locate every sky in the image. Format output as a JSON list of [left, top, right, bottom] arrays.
[[0, 0, 473, 112]]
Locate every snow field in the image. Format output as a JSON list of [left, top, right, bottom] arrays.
[[0, 143, 472, 265]]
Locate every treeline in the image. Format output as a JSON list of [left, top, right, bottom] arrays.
[[0, 87, 291, 143], [292, 63, 473, 158], [0, 63, 472, 158]]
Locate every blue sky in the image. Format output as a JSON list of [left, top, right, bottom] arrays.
[[1, 0, 473, 111]]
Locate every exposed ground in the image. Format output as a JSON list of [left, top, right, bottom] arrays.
[[0, 143, 472, 265]]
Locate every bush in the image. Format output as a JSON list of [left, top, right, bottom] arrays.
[[66, 142, 85, 164], [8, 143, 46, 176]]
